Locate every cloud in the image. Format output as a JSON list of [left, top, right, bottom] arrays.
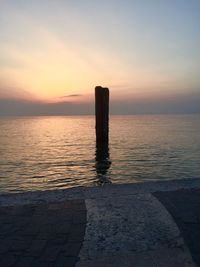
[[0, 89, 199, 116], [60, 94, 82, 98], [110, 90, 200, 115], [0, 98, 93, 116], [0, 84, 35, 100]]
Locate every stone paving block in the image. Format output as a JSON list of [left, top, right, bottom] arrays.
[[0, 223, 13, 234], [48, 203, 62, 210], [55, 222, 71, 234], [51, 235, 68, 245], [0, 207, 12, 215], [21, 224, 40, 237], [40, 245, 64, 262], [25, 239, 47, 256], [68, 225, 85, 242], [31, 259, 54, 267], [60, 211, 74, 221], [0, 252, 19, 267], [41, 217, 63, 226], [10, 239, 32, 252], [37, 230, 57, 240], [0, 239, 12, 254], [31, 214, 48, 223], [179, 211, 199, 224], [72, 200, 87, 211], [55, 254, 78, 267], [73, 211, 87, 224], [14, 217, 31, 227], [32, 207, 46, 217], [151, 247, 195, 267], [58, 202, 74, 210], [37, 223, 53, 232], [10, 206, 25, 216], [154, 188, 200, 266], [62, 242, 82, 257], [15, 256, 35, 267], [75, 252, 153, 267], [0, 199, 86, 267]]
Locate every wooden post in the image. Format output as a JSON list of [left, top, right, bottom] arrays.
[[95, 86, 109, 145]]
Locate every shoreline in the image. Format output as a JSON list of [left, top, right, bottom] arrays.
[[1, 177, 200, 206], [1, 177, 200, 266]]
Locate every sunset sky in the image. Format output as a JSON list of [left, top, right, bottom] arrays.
[[0, 0, 200, 115]]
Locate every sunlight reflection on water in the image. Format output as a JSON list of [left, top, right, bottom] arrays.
[[0, 115, 200, 193]]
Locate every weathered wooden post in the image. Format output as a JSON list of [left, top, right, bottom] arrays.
[[95, 86, 110, 185], [95, 86, 109, 145]]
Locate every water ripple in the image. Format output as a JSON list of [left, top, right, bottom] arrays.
[[0, 115, 200, 193]]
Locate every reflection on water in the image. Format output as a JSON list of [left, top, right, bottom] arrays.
[[95, 142, 112, 185], [0, 115, 200, 193]]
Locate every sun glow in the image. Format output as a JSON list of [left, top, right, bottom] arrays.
[[0, 1, 199, 112]]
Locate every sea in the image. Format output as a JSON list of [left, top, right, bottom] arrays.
[[0, 115, 200, 194]]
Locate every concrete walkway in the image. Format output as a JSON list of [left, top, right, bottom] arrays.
[[0, 178, 200, 266]]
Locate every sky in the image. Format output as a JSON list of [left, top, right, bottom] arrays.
[[0, 0, 200, 115]]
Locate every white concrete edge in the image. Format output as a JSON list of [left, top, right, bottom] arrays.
[[76, 193, 196, 266]]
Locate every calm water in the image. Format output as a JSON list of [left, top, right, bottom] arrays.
[[0, 115, 200, 193]]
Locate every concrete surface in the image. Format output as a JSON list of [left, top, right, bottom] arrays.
[[77, 193, 194, 267], [1, 178, 200, 266]]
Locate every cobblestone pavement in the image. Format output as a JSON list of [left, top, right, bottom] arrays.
[[154, 188, 200, 266], [0, 199, 86, 267]]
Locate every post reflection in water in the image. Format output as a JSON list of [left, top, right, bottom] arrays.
[[95, 142, 112, 185]]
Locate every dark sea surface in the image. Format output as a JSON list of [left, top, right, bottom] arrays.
[[0, 115, 200, 193]]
